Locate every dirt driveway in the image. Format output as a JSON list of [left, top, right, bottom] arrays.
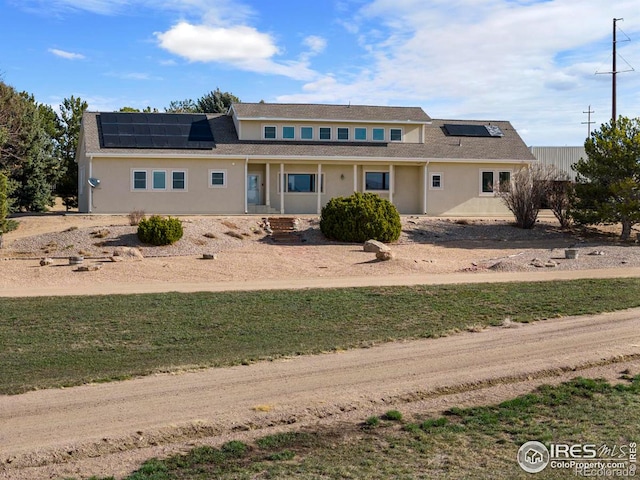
[[1, 214, 640, 479], [2, 308, 639, 480]]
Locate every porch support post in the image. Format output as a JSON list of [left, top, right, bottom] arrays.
[[353, 164, 357, 192], [265, 163, 271, 207], [317, 163, 322, 215], [244, 157, 249, 214], [389, 164, 394, 205], [422, 163, 428, 214], [280, 163, 285, 214]]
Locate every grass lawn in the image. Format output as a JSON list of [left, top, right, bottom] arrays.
[[84, 375, 640, 479], [2, 278, 640, 395]]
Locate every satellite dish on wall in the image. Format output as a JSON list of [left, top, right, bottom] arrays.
[[88, 177, 101, 188]]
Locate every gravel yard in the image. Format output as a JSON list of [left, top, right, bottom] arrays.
[[1, 214, 640, 294]]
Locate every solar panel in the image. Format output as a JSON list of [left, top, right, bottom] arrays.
[[98, 113, 215, 149], [443, 124, 504, 137]]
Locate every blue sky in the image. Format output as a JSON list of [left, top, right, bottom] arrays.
[[1, 0, 639, 146]]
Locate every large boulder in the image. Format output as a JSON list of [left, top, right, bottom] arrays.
[[111, 247, 144, 261], [376, 250, 395, 261], [364, 239, 390, 253]]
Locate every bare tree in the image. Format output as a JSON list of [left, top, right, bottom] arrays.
[[546, 173, 573, 229], [499, 164, 558, 229]]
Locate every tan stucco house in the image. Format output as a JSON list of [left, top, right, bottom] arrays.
[[76, 103, 536, 216]]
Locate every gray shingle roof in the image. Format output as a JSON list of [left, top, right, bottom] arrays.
[[80, 111, 534, 162], [231, 103, 431, 123]]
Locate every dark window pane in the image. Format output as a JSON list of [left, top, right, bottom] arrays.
[[365, 172, 389, 190]]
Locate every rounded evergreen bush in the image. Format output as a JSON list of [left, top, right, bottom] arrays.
[[137, 215, 183, 246], [320, 192, 401, 243]]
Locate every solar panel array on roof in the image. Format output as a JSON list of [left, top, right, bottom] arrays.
[[98, 113, 215, 149], [443, 124, 504, 137]]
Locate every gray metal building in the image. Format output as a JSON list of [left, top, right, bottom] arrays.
[[529, 146, 586, 182]]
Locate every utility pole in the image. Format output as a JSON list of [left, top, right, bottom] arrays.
[[582, 105, 595, 138], [612, 18, 622, 123], [597, 18, 633, 125]]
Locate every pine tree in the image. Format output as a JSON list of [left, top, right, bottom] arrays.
[[571, 116, 640, 240]]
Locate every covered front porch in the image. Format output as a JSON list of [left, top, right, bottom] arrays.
[[244, 160, 428, 215]]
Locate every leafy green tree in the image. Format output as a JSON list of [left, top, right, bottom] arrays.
[[56, 96, 88, 209], [165, 99, 198, 113], [165, 90, 240, 114], [571, 116, 640, 240], [0, 81, 60, 211], [196, 88, 240, 113], [0, 171, 10, 232], [119, 106, 159, 112]]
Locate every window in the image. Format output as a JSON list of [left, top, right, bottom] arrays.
[[499, 171, 511, 192], [133, 170, 147, 190], [152, 170, 166, 190], [264, 126, 276, 139], [337, 127, 349, 140], [210, 169, 227, 188], [390, 128, 402, 142], [301, 126, 313, 140], [319, 127, 331, 140], [354, 127, 367, 141], [172, 171, 186, 190], [430, 173, 443, 190], [282, 126, 295, 139], [283, 173, 324, 193], [481, 170, 511, 194], [481, 171, 494, 194], [372, 128, 385, 141], [365, 172, 390, 191]]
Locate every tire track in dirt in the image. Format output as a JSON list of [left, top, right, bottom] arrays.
[[2, 308, 640, 479]]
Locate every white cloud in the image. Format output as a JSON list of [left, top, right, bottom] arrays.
[[156, 22, 279, 63], [105, 72, 159, 81], [21, 0, 129, 15], [155, 21, 319, 80], [48, 48, 85, 60], [303, 35, 327, 55]]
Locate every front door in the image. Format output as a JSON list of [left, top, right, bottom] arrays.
[[247, 174, 260, 204]]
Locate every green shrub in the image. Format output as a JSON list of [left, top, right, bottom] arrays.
[[383, 410, 403, 421], [364, 416, 380, 428], [137, 215, 183, 246], [320, 192, 401, 243]]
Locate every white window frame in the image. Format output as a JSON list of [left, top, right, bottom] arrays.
[[319, 127, 331, 141], [372, 128, 385, 142], [300, 126, 313, 140], [171, 170, 187, 191], [429, 172, 443, 190], [209, 169, 227, 188], [390, 128, 403, 142], [354, 127, 367, 141], [152, 170, 167, 191], [263, 125, 277, 140], [337, 127, 349, 141], [480, 169, 512, 196], [282, 126, 295, 140], [132, 169, 147, 191], [364, 170, 390, 191], [278, 173, 325, 194]]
